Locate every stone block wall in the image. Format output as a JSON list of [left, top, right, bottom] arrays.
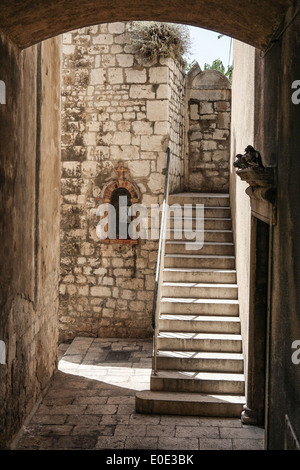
[[165, 58, 185, 193], [185, 64, 231, 192], [59, 22, 185, 341], [0, 35, 61, 448]]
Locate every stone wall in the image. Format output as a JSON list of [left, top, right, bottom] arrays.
[[185, 63, 231, 192], [229, 40, 254, 365], [59, 22, 185, 341], [0, 35, 61, 448], [166, 58, 185, 193]]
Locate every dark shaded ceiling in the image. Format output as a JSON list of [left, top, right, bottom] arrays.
[[0, 0, 294, 49]]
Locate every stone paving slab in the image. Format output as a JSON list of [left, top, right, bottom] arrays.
[[14, 337, 265, 451]]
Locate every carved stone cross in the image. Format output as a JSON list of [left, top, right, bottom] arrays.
[[115, 162, 128, 180]]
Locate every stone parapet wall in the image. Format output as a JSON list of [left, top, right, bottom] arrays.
[[185, 64, 231, 193]]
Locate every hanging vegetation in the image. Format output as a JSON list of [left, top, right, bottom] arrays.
[[127, 21, 191, 63]]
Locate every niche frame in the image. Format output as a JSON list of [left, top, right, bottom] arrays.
[[101, 163, 141, 246]]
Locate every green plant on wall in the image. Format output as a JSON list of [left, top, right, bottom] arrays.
[[185, 59, 197, 73], [128, 21, 191, 63]]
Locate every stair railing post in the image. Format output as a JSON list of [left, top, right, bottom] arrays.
[[153, 147, 171, 375]]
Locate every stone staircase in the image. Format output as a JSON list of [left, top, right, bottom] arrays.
[[136, 193, 246, 417]]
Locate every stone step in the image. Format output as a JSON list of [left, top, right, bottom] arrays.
[[157, 332, 242, 353], [165, 241, 234, 255], [140, 193, 246, 419], [159, 314, 241, 333], [155, 350, 244, 373], [168, 207, 231, 218], [168, 193, 230, 207], [163, 268, 237, 284], [161, 297, 239, 316], [164, 254, 235, 269], [150, 370, 245, 395], [168, 229, 233, 243], [136, 391, 245, 417], [168, 217, 232, 230], [161, 282, 238, 300]]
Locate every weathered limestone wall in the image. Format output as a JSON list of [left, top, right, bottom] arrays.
[[59, 22, 185, 341], [0, 35, 61, 448], [167, 58, 185, 193], [185, 64, 231, 192], [230, 41, 255, 362]]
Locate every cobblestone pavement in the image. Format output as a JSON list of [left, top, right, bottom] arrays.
[[14, 337, 265, 451]]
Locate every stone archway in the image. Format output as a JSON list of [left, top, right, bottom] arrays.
[[102, 163, 140, 205], [0, 0, 293, 49], [1, 0, 299, 452]]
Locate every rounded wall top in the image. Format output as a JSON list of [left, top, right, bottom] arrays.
[[191, 69, 231, 90]]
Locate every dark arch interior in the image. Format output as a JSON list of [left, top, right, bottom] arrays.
[[0, 0, 294, 49], [110, 187, 132, 239]]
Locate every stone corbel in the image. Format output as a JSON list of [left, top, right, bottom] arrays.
[[236, 167, 277, 225], [236, 167, 276, 201]]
